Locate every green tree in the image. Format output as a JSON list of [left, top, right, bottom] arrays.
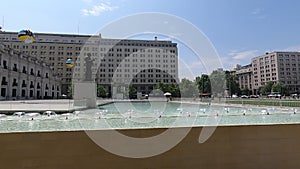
[[179, 78, 198, 97], [256, 86, 263, 95], [156, 81, 167, 93], [97, 85, 107, 98], [195, 74, 211, 94], [240, 88, 250, 95], [261, 81, 274, 95], [225, 71, 240, 96], [128, 85, 137, 99], [272, 82, 289, 95], [67, 84, 73, 98], [209, 69, 226, 96], [155, 82, 181, 97], [169, 83, 181, 97]]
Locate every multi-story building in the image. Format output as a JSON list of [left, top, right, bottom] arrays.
[[232, 64, 253, 91], [252, 52, 300, 94], [0, 31, 179, 96], [0, 31, 90, 94], [73, 37, 179, 97], [233, 52, 300, 94], [0, 43, 61, 100]]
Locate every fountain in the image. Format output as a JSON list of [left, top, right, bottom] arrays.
[[0, 101, 298, 133], [13, 112, 25, 117]]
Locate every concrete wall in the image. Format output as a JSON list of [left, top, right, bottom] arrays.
[[1, 124, 300, 169]]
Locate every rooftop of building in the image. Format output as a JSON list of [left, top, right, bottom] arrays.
[[252, 51, 300, 60], [0, 31, 177, 45]]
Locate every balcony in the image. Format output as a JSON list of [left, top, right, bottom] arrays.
[[22, 70, 27, 74], [3, 65, 8, 69], [12, 82, 18, 87], [22, 84, 27, 88], [1, 81, 8, 85], [30, 72, 34, 76], [13, 68, 18, 72], [30, 84, 34, 88]]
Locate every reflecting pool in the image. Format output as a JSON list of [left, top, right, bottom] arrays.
[[0, 101, 299, 133]]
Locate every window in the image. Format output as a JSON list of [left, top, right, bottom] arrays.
[[3, 60, 7, 69]]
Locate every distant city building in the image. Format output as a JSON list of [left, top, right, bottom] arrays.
[[0, 43, 61, 100], [232, 52, 300, 94], [231, 64, 253, 91], [0, 32, 179, 96]]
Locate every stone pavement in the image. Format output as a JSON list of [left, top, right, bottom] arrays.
[[0, 99, 113, 114]]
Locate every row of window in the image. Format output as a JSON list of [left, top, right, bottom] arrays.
[[1, 60, 50, 78], [1, 77, 59, 90], [98, 79, 176, 83]]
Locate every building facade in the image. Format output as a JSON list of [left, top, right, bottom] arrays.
[[73, 37, 179, 97], [232, 64, 253, 92], [0, 43, 61, 100], [0, 31, 179, 96], [233, 52, 300, 94]]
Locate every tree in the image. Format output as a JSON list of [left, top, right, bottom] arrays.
[[225, 71, 240, 96], [128, 85, 137, 99], [97, 85, 108, 98], [67, 84, 73, 98], [155, 82, 180, 97], [169, 83, 181, 97], [261, 81, 274, 95], [179, 78, 198, 97], [209, 69, 226, 96], [195, 74, 211, 94], [272, 82, 289, 95], [240, 88, 250, 95], [156, 81, 167, 93]]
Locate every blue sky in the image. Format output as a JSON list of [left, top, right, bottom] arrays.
[[1, 0, 300, 79]]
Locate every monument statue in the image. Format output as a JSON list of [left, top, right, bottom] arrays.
[[84, 53, 95, 81]]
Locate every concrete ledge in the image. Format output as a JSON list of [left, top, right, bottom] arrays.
[[1, 124, 300, 169]]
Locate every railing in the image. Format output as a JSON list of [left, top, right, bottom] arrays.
[[1, 81, 8, 85]]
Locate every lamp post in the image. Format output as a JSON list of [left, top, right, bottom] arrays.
[[201, 73, 204, 102]]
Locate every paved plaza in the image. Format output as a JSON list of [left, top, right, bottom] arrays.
[[0, 99, 112, 113]]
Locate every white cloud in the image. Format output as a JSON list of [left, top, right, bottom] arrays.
[[283, 45, 300, 52], [270, 45, 300, 53], [83, 0, 93, 5], [229, 50, 259, 60], [252, 8, 262, 15], [82, 3, 118, 16], [251, 8, 267, 20]]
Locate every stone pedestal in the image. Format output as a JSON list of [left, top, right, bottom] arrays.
[[73, 82, 97, 108]]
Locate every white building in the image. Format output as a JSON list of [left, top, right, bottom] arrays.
[[0, 43, 61, 100], [233, 52, 300, 94], [0, 31, 179, 96], [73, 37, 179, 97]]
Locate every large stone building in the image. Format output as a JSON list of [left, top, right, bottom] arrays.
[[232, 64, 253, 92], [0, 31, 179, 96], [233, 52, 300, 94], [0, 43, 61, 100]]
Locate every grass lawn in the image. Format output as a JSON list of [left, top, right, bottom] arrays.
[[225, 99, 300, 107]]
